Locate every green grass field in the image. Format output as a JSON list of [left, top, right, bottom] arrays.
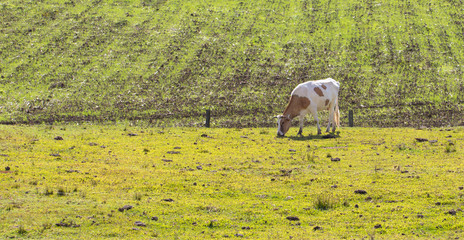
[[1, 124, 463, 239], [1, 0, 464, 238], [1, 0, 463, 127]]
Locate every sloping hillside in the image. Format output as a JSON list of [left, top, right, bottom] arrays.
[[1, 0, 463, 127]]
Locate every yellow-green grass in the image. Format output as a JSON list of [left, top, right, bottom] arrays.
[[1, 124, 463, 239]]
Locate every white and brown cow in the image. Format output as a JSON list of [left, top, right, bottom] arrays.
[[276, 78, 340, 136]]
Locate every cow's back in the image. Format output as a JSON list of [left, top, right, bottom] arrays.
[[291, 78, 339, 99]]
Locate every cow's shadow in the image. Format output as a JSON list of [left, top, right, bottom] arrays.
[[286, 132, 341, 141]]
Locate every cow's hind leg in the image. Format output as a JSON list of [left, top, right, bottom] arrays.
[[326, 105, 334, 133], [332, 101, 339, 132], [325, 118, 332, 133]]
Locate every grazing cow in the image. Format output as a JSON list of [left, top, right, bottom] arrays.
[[276, 78, 340, 136]]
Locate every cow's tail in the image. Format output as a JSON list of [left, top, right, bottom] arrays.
[[334, 97, 340, 128]]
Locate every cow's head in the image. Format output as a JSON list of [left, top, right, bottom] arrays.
[[276, 114, 291, 136]]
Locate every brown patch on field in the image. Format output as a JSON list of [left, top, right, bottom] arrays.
[[314, 87, 324, 97]]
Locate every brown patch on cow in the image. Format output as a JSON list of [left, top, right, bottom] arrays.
[[297, 96, 311, 109], [314, 87, 324, 97], [325, 99, 330, 106], [283, 95, 311, 119], [321, 84, 327, 90]]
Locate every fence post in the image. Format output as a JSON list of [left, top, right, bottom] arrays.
[[348, 110, 354, 127], [205, 109, 211, 128]]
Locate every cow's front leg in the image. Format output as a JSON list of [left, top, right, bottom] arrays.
[[297, 115, 304, 135], [314, 113, 322, 135]]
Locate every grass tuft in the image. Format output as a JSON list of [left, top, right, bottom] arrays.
[[445, 142, 457, 153], [396, 143, 408, 151], [304, 151, 317, 162], [134, 193, 143, 201], [43, 187, 53, 196], [57, 188, 66, 197], [313, 194, 337, 210], [17, 226, 27, 235]]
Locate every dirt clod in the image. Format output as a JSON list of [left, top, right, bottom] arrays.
[[448, 209, 457, 215], [354, 190, 367, 194], [56, 220, 80, 228], [286, 216, 299, 221], [118, 205, 133, 212], [134, 221, 146, 227], [280, 169, 293, 176], [54, 136, 63, 140]]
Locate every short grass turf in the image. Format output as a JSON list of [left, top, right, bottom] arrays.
[[1, 0, 463, 126], [0, 124, 463, 239]]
